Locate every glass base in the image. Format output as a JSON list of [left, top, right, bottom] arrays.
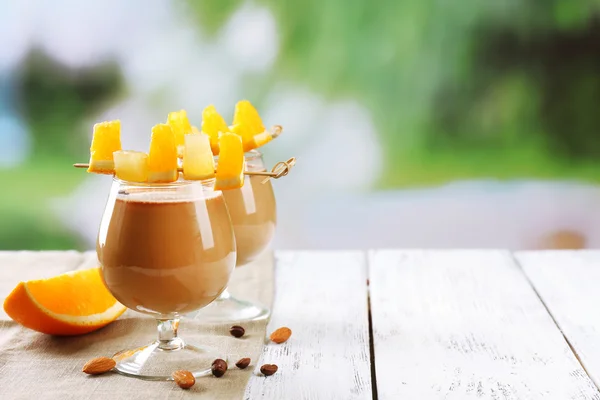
[[191, 289, 270, 324], [113, 340, 222, 381]]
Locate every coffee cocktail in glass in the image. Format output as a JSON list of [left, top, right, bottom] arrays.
[[193, 150, 276, 323], [97, 177, 236, 380]]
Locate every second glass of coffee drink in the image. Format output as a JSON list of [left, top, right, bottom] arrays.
[[97, 177, 236, 380], [193, 150, 276, 323]]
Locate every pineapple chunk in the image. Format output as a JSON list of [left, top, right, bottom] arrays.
[[183, 133, 215, 180], [214, 132, 245, 190], [230, 100, 272, 152], [167, 109, 193, 156], [201, 104, 229, 155], [113, 150, 149, 183], [88, 120, 122, 174], [148, 123, 178, 183]]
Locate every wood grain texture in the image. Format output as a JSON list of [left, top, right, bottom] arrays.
[[369, 250, 600, 400], [516, 251, 600, 392], [244, 251, 372, 400]]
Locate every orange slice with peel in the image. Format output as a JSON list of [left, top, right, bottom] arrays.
[[167, 110, 193, 156], [230, 100, 272, 152], [88, 120, 122, 174], [148, 123, 178, 183], [3, 267, 126, 336], [215, 132, 244, 190], [201, 104, 229, 155]]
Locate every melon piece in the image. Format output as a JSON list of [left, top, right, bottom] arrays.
[[88, 120, 122, 174], [113, 150, 149, 183], [214, 132, 244, 190], [183, 133, 215, 180], [148, 123, 178, 183]]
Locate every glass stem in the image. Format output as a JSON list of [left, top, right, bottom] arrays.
[[156, 318, 183, 350]]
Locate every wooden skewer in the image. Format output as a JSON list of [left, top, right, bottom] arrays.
[[73, 157, 296, 180], [270, 125, 283, 138]]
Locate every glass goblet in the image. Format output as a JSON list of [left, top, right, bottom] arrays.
[[193, 150, 276, 323], [97, 177, 236, 380]]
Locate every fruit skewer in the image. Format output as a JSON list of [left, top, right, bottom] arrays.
[[73, 157, 296, 182]]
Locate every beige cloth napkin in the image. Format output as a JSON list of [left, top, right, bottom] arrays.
[[0, 250, 273, 400]]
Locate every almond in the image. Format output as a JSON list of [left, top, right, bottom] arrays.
[[269, 327, 292, 344], [172, 370, 195, 389], [82, 357, 116, 375]]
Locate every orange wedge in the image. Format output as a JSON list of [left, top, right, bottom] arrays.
[[148, 123, 178, 183], [215, 132, 244, 190], [88, 120, 122, 174], [230, 100, 272, 152], [167, 110, 193, 156], [201, 105, 229, 155], [3, 267, 126, 336]]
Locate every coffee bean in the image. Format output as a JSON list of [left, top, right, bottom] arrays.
[[211, 359, 228, 377], [260, 364, 278, 376], [235, 358, 251, 369], [229, 325, 245, 338]]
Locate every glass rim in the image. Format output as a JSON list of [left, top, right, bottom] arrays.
[[214, 149, 262, 162], [112, 176, 216, 188], [244, 149, 262, 161]]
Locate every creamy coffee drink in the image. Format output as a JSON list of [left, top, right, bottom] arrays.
[[223, 173, 277, 266], [97, 187, 236, 317]]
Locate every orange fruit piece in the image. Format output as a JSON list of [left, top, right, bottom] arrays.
[[201, 104, 229, 155], [230, 100, 272, 152], [88, 120, 122, 174], [215, 132, 245, 190], [167, 110, 193, 156], [3, 267, 126, 336], [148, 123, 179, 183]]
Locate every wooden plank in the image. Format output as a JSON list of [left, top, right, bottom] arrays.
[[245, 251, 372, 400], [369, 250, 600, 400], [516, 251, 600, 392]]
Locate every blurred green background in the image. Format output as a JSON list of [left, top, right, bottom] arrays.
[[194, 0, 600, 186], [1, 0, 600, 250]]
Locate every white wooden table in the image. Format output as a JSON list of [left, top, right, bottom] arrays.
[[255, 250, 600, 399], [3, 250, 600, 399]]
